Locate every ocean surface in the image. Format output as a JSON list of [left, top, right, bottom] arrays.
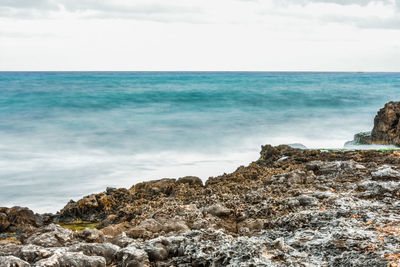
[[1, 72, 400, 213]]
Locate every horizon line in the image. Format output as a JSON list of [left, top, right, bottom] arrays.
[[1, 70, 400, 73]]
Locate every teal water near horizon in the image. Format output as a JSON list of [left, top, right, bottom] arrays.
[[1, 71, 400, 213]]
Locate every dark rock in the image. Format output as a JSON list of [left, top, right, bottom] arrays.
[[176, 176, 203, 187], [0, 213, 10, 232], [130, 178, 176, 198], [371, 101, 400, 146], [344, 131, 372, 146]]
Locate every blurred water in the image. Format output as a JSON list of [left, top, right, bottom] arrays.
[[0, 71, 400, 212]]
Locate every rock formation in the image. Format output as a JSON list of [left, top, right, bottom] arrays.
[[371, 101, 400, 146], [347, 101, 400, 146], [2, 145, 400, 266]]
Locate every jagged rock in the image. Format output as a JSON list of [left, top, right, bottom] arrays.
[[68, 243, 120, 265], [115, 246, 150, 267], [130, 178, 176, 198], [4, 145, 400, 266], [75, 228, 105, 243], [371, 166, 400, 180], [33, 254, 61, 267], [0, 213, 10, 232], [176, 176, 203, 187], [0, 243, 22, 257], [0, 256, 30, 267], [0, 207, 40, 233], [142, 242, 168, 261], [57, 252, 106, 267], [107, 232, 134, 248], [25, 224, 74, 247], [16, 244, 58, 263], [371, 101, 400, 146], [344, 131, 372, 146]]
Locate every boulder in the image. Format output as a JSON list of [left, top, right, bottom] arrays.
[[68, 243, 120, 265], [76, 228, 105, 243], [130, 179, 176, 198], [25, 224, 75, 247], [0, 256, 30, 267], [0, 213, 10, 232], [371, 101, 400, 146], [344, 131, 372, 147], [0, 207, 40, 232], [58, 252, 106, 267], [115, 246, 150, 267]]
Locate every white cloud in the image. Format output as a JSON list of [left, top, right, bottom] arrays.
[[0, 0, 399, 70]]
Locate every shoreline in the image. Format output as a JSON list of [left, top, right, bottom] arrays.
[[2, 144, 400, 266]]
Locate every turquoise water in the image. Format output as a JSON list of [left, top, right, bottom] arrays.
[[1, 72, 400, 212]]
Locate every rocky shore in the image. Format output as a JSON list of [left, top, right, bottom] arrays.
[[2, 102, 400, 266], [1, 145, 400, 266]]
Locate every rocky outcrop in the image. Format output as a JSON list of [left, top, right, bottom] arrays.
[[2, 145, 400, 265], [371, 101, 400, 145], [0, 207, 41, 234]]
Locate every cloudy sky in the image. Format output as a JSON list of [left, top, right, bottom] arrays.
[[0, 0, 399, 71]]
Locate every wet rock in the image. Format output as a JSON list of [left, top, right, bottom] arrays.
[[284, 143, 307, 149], [344, 131, 372, 146], [371, 101, 400, 146], [0, 256, 30, 267]]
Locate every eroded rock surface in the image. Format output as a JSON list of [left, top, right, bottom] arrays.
[[2, 145, 400, 266], [372, 101, 400, 146]]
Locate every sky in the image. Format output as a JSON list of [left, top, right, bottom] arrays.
[[0, 0, 399, 71]]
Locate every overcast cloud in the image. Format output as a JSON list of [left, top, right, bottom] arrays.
[[0, 0, 399, 70]]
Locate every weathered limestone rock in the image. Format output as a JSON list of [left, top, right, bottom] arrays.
[[371, 101, 400, 145], [25, 224, 74, 247], [68, 243, 120, 265], [0, 256, 30, 267], [58, 252, 106, 267], [115, 246, 150, 267], [76, 228, 105, 243]]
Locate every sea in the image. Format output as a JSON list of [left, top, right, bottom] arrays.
[[1, 72, 400, 213]]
